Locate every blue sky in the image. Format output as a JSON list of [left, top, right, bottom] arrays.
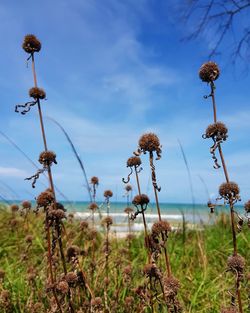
[[0, 0, 249, 204]]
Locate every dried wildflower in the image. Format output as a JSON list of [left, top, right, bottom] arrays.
[[138, 133, 162, 159], [80, 220, 89, 230], [220, 307, 238, 313], [124, 207, 133, 214], [22, 200, 31, 209], [36, 190, 54, 208], [102, 216, 113, 227], [67, 245, 80, 261], [227, 254, 245, 274], [123, 265, 132, 276], [39, 151, 57, 166], [104, 277, 110, 286], [127, 156, 142, 167], [91, 297, 102, 309], [48, 208, 66, 220], [56, 281, 69, 294], [10, 204, 19, 213], [65, 272, 78, 286], [104, 190, 113, 199], [88, 202, 98, 212], [163, 276, 181, 297], [22, 34, 41, 53], [0, 290, 11, 307], [25, 235, 33, 244], [205, 122, 228, 139], [87, 228, 98, 240], [132, 194, 149, 206], [219, 182, 240, 203], [125, 296, 134, 306], [125, 184, 132, 192], [152, 220, 171, 238], [244, 200, 250, 213], [143, 263, 162, 279], [10, 218, 18, 228], [91, 176, 99, 185], [199, 61, 220, 82], [29, 87, 46, 100]]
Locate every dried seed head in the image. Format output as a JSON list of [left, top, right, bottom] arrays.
[[123, 265, 132, 276], [39, 151, 57, 166], [124, 207, 133, 214], [80, 221, 89, 230], [91, 297, 102, 308], [127, 156, 142, 167], [29, 87, 46, 99], [104, 190, 113, 199], [87, 228, 98, 240], [152, 220, 171, 237], [66, 245, 80, 261], [102, 216, 113, 227], [125, 296, 134, 306], [125, 184, 132, 192], [65, 272, 78, 284], [22, 200, 31, 209], [227, 254, 245, 273], [199, 61, 220, 82], [143, 263, 162, 279], [205, 122, 228, 138], [91, 176, 99, 185], [88, 202, 98, 212], [10, 218, 18, 227], [22, 34, 41, 53], [25, 235, 33, 244], [10, 204, 19, 212], [104, 277, 110, 286], [163, 276, 181, 296], [139, 133, 162, 157], [36, 190, 54, 208], [219, 182, 240, 201], [56, 281, 69, 294], [132, 194, 150, 206], [220, 307, 238, 313], [50, 208, 66, 220], [244, 200, 250, 213]]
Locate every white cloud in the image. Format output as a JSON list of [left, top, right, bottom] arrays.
[[0, 166, 27, 177]]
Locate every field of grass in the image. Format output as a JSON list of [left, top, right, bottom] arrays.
[[0, 206, 249, 313]]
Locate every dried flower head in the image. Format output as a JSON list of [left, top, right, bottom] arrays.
[[123, 265, 132, 276], [219, 182, 240, 202], [38, 151, 57, 167], [36, 190, 54, 208], [22, 34, 41, 53], [29, 87, 46, 99], [88, 202, 98, 212], [132, 194, 150, 206], [163, 276, 181, 297], [67, 245, 80, 261], [65, 272, 78, 285], [125, 184, 132, 192], [227, 254, 245, 273], [91, 297, 102, 309], [22, 201, 31, 209], [143, 263, 162, 279], [127, 156, 142, 167], [10, 204, 19, 212], [199, 61, 220, 82], [91, 176, 99, 185], [124, 207, 133, 214], [48, 208, 66, 220], [104, 190, 113, 199], [152, 220, 171, 237], [56, 280, 69, 294], [102, 216, 113, 227], [244, 200, 250, 213], [205, 122, 228, 139], [25, 235, 33, 244], [80, 220, 89, 230], [125, 296, 134, 306], [138, 133, 162, 158]]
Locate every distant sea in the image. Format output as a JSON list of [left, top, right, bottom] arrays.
[[1, 200, 244, 233]]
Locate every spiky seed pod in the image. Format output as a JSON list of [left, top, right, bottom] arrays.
[[163, 276, 181, 297], [79, 221, 89, 230], [220, 307, 238, 313], [143, 263, 162, 279], [125, 184, 132, 192], [219, 182, 240, 201], [22, 34, 41, 53], [10, 204, 19, 212], [227, 254, 245, 273], [152, 220, 171, 237], [39, 151, 57, 166], [48, 208, 66, 220], [65, 272, 78, 285], [132, 194, 150, 206], [91, 297, 103, 309], [25, 235, 33, 244], [205, 122, 228, 139], [91, 176, 99, 185], [36, 190, 54, 208], [138, 133, 162, 158], [104, 190, 113, 198], [66, 245, 80, 261], [199, 61, 220, 82], [29, 87, 46, 99], [56, 281, 69, 294], [102, 216, 113, 227], [22, 200, 31, 209], [124, 207, 133, 214], [244, 200, 250, 213], [127, 156, 142, 167], [88, 202, 98, 212]]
